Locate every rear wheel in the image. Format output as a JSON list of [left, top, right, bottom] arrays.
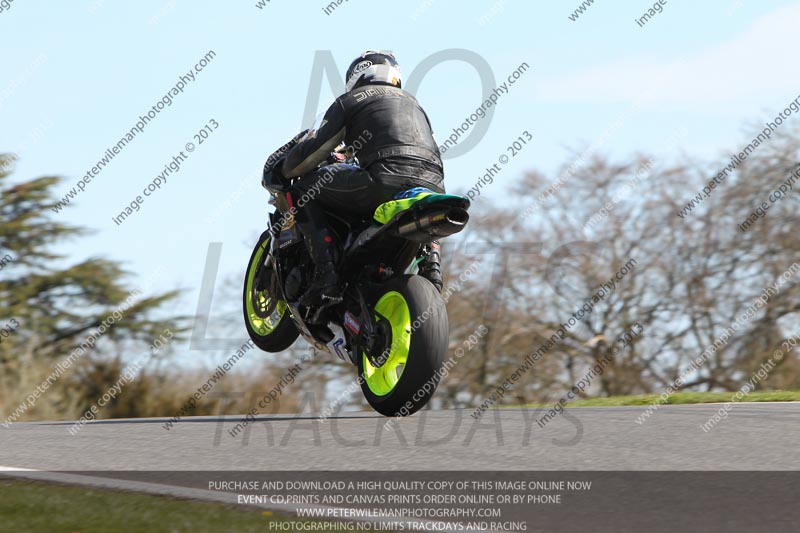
[[358, 275, 448, 416], [243, 231, 299, 352]]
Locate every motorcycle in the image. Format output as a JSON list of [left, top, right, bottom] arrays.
[[242, 129, 470, 416]]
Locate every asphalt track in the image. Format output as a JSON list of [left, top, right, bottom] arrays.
[[1, 404, 799, 532]]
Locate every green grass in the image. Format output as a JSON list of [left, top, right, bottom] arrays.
[[0, 478, 335, 533], [517, 390, 800, 408]]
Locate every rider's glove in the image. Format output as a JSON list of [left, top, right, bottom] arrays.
[[289, 129, 310, 145], [264, 129, 310, 173], [262, 155, 288, 190]]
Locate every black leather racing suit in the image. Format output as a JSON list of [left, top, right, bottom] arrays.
[[278, 84, 445, 304], [282, 84, 445, 218]]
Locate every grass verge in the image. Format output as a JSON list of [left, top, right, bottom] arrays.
[[517, 390, 800, 408], [0, 478, 335, 533]]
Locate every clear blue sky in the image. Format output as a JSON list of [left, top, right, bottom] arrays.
[[2, 0, 799, 365]]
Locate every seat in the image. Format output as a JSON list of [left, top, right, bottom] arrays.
[[373, 187, 470, 225]]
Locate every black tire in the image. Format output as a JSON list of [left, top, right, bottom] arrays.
[[242, 231, 299, 352], [358, 275, 448, 417]]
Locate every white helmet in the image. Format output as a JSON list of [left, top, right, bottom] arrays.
[[345, 50, 402, 92]]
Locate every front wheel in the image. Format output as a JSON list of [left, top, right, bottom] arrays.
[[243, 231, 299, 352], [358, 275, 448, 417]]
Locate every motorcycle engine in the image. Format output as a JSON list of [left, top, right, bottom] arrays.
[[283, 266, 305, 301]]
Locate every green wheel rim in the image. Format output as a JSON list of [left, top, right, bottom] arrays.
[[245, 237, 287, 336], [363, 291, 412, 396]]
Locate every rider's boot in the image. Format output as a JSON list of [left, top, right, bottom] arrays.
[[419, 240, 443, 292], [296, 202, 341, 307]]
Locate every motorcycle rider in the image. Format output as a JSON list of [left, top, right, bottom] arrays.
[[267, 51, 445, 305]]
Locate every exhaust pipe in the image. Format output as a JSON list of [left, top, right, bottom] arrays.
[[394, 207, 470, 241]]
